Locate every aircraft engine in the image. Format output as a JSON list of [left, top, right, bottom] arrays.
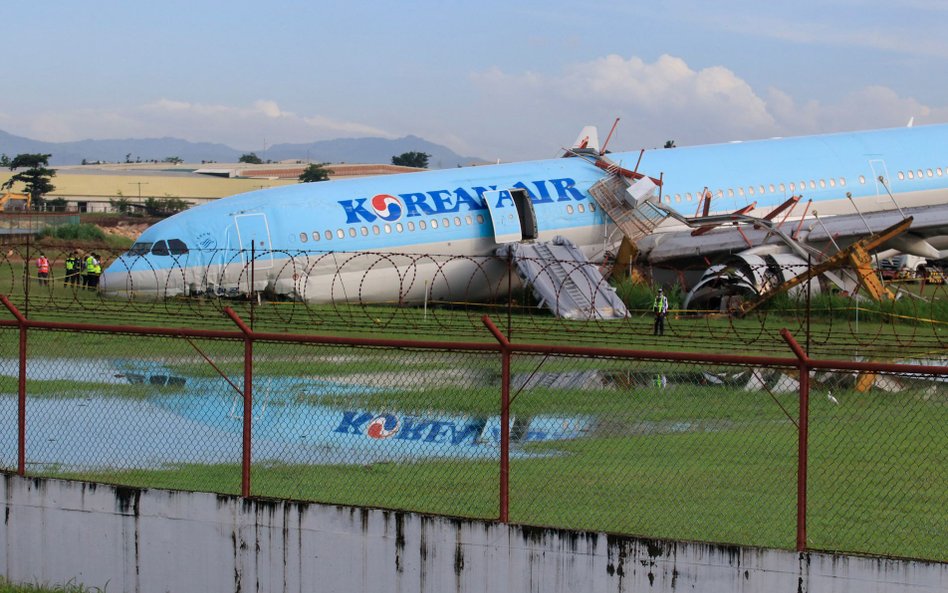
[[683, 252, 821, 312]]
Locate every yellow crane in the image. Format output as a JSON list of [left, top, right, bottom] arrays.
[[0, 192, 31, 211]]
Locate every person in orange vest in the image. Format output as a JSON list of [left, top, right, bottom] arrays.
[[36, 253, 50, 286]]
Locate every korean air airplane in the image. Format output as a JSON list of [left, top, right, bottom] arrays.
[[99, 123, 948, 311]]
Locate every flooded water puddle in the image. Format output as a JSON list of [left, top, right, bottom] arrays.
[[0, 358, 593, 471]]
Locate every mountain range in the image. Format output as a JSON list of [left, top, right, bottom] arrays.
[[0, 130, 484, 169]]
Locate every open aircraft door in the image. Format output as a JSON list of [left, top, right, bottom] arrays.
[[214, 212, 273, 294], [483, 188, 537, 244]]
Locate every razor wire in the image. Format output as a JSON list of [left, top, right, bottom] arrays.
[[0, 244, 945, 359]]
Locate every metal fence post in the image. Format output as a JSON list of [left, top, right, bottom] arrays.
[[226, 307, 254, 497], [781, 328, 810, 552], [483, 315, 511, 523], [0, 295, 29, 476]]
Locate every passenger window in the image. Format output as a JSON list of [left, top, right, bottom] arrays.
[[819, 180, 826, 188], [809, 180, 816, 189], [727, 189, 734, 197], [384, 224, 391, 233], [907, 171, 914, 179], [444, 217, 451, 227], [348, 228, 357, 238], [396, 223, 403, 232], [373, 225, 380, 235], [407, 222, 415, 231], [566, 205, 574, 214], [360, 227, 368, 236], [465, 215, 473, 224], [312, 232, 320, 242], [917, 169, 923, 178], [589, 203, 597, 211], [779, 183, 786, 192], [454, 217, 461, 226], [578, 203, 586, 212], [419, 220, 427, 230], [839, 178, 846, 186], [748, 186, 755, 195], [430, 219, 438, 229], [859, 175, 866, 184], [476, 215, 484, 224], [325, 230, 333, 240], [336, 229, 345, 239], [151, 241, 169, 256], [898, 171, 905, 180], [829, 179, 835, 187], [299, 232, 308, 243], [927, 169, 933, 177]]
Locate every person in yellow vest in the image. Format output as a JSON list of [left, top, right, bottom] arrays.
[[83, 253, 97, 288], [653, 287, 669, 336], [88, 252, 102, 289], [36, 253, 50, 286], [64, 251, 81, 286]]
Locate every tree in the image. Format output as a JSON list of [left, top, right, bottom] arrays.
[[0, 154, 10, 167], [239, 153, 263, 164], [664, 140, 676, 149], [298, 163, 334, 183], [392, 151, 430, 168], [2, 153, 56, 210], [163, 156, 183, 164]]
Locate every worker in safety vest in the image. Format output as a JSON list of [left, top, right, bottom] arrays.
[[88, 253, 102, 289], [64, 251, 81, 286], [83, 253, 97, 288], [653, 287, 669, 336], [36, 253, 50, 286]]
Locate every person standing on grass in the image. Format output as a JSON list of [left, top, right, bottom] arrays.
[[65, 251, 80, 286], [653, 287, 669, 336], [36, 253, 50, 286]]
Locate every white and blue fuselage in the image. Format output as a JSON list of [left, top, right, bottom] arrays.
[[100, 124, 948, 303]]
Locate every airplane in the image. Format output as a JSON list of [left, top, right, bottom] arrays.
[[99, 122, 948, 314]]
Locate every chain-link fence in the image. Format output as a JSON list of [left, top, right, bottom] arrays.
[[0, 299, 944, 562]]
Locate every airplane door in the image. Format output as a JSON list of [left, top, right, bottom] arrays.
[[869, 159, 890, 204], [234, 212, 273, 270], [483, 189, 536, 244]]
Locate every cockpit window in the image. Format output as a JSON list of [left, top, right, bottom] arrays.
[[129, 242, 153, 256], [151, 240, 170, 256], [167, 239, 189, 255]]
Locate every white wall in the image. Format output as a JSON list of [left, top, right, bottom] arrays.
[[0, 474, 944, 593]]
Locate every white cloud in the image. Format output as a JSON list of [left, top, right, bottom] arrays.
[[469, 53, 948, 156]]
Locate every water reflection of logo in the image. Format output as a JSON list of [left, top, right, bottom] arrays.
[[366, 414, 400, 439], [370, 194, 403, 222]]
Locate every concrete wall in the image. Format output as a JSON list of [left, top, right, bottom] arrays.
[[1, 474, 944, 593]]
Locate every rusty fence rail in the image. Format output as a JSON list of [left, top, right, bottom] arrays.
[[0, 294, 944, 562]]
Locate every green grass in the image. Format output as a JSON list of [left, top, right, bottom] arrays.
[[0, 578, 104, 593], [33, 380, 945, 562]]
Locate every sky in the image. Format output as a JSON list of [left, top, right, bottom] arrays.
[[2, 0, 947, 162]]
